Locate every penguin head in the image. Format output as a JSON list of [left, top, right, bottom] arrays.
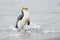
[[21, 6, 28, 11]]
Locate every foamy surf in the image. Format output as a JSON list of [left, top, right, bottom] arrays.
[[24, 23, 41, 30], [9, 23, 60, 34], [9, 25, 18, 32], [9, 23, 41, 32]]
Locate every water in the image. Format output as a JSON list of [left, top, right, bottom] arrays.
[[0, 22, 60, 40], [0, 0, 60, 40]]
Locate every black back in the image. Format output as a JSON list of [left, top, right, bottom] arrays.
[[15, 10, 24, 28]]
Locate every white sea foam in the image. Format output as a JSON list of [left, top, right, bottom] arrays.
[[9, 23, 60, 34], [24, 23, 41, 30], [9, 23, 41, 32], [9, 25, 18, 32]]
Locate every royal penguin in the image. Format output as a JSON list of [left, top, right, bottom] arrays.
[[15, 6, 30, 31]]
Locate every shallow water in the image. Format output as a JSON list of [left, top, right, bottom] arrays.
[[0, 0, 60, 40]]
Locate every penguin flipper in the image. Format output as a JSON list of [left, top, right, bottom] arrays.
[[17, 14, 23, 21], [15, 22, 18, 28], [27, 19, 30, 25], [15, 10, 24, 28], [17, 10, 24, 21], [15, 14, 22, 28], [15, 24, 18, 28]]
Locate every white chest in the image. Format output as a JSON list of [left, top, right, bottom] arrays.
[[23, 12, 29, 20], [18, 12, 29, 29]]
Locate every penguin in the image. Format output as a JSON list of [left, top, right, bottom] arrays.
[[15, 6, 30, 31]]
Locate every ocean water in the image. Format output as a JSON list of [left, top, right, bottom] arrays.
[[0, 0, 60, 40]]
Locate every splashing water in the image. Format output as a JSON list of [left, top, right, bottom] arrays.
[[6, 23, 41, 37], [9, 22, 60, 36], [1, 22, 60, 39], [9, 23, 41, 32]]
